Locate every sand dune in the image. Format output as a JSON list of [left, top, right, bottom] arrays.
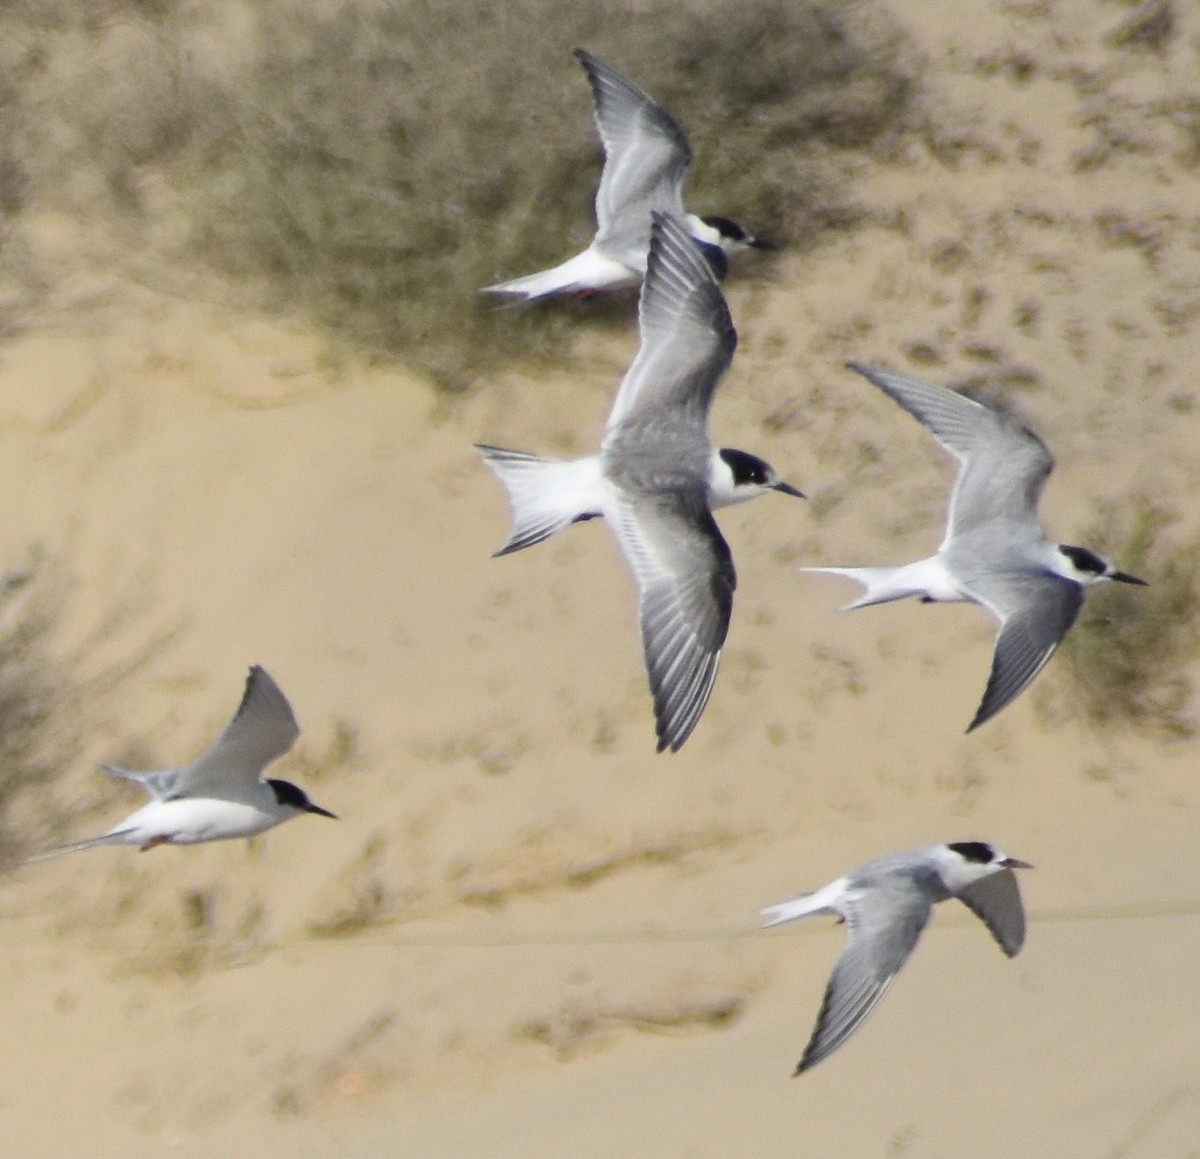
[[1, 0, 1199, 1155]]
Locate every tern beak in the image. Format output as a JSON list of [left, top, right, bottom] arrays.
[[306, 802, 338, 819], [1110, 570, 1148, 586], [772, 480, 806, 500], [748, 236, 778, 252], [1000, 857, 1033, 870]]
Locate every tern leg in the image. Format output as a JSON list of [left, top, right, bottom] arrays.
[[139, 834, 174, 851]]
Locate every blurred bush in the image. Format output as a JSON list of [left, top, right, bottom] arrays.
[[0, 0, 914, 385], [1052, 498, 1200, 740]]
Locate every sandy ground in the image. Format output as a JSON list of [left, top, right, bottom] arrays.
[[2, 1, 1200, 1155]]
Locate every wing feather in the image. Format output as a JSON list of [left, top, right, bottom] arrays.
[[608, 491, 735, 752], [846, 364, 1055, 541], [605, 211, 735, 437], [575, 50, 691, 263], [967, 572, 1083, 731], [796, 879, 932, 1073], [956, 870, 1027, 958]]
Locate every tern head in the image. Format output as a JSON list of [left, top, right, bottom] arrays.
[[712, 448, 805, 508], [944, 840, 1033, 884], [1055, 544, 1148, 588], [267, 778, 338, 820], [688, 214, 770, 256]]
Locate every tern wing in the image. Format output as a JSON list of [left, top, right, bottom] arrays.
[[797, 877, 933, 1073], [966, 571, 1083, 731], [101, 763, 182, 801], [575, 50, 691, 266], [956, 870, 1026, 957], [605, 211, 736, 439], [164, 666, 300, 798], [608, 488, 736, 753], [846, 364, 1055, 542]]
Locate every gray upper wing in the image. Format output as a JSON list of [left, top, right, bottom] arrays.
[[607, 488, 736, 753], [966, 570, 1083, 731], [171, 665, 300, 797], [102, 763, 182, 802], [956, 869, 1026, 957], [846, 364, 1055, 542], [575, 50, 692, 265], [604, 211, 736, 440], [797, 877, 933, 1073]]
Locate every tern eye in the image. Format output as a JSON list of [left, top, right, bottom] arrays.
[[700, 214, 747, 242], [718, 448, 770, 485]]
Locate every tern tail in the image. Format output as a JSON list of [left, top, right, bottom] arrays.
[[802, 565, 928, 611], [22, 827, 137, 864], [473, 445, 604, 556], [481, 250, 637, 301], [760, 892, 821, 928]]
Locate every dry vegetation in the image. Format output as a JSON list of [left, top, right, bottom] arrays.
[[0, 0, 916, 386], [1052, 497, 1200, 739], [0, 552, 86, 867]]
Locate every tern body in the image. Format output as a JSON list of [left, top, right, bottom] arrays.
[[475, 212, 802, 752], [33, 666, 335, 859], [806, 364, 1146, 730], [762, 841, 1032, 1073], [482, 50, 762, 301]]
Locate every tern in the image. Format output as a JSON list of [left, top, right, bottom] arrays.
[[805, 363, 1147, 731], [32, 665, 335, 859], [762, 841, 1032, 1073], [475, 211, 803, 751], [482, 49, 765, 301]]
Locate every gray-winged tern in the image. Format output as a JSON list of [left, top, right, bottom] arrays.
[[32, 666, 335, 859], [805, 363, 1147, 731], [475, 211, 802, 751], [482, 49, 765, 301], [762, 840, 1032, 1073]]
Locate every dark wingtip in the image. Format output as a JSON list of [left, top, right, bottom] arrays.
[[965, 698, 995, 733]]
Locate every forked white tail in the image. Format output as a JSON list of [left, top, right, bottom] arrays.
[[803, 563, 945, 611], [481, 249, 638, 301], [473, 445, 606, 556]]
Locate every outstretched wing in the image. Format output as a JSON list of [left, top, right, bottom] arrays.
[[605, 211, 736, 438], [608, 489, 736, 753], [109, 667, 300, 800], [956, 869, 1027, 957], [967, 571, 1083, 731], [796, 878, 932, 1073], [846, 364, 1055, 543], [576, 50, 692, 266]]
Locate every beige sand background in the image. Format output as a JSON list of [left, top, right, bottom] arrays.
[[2, 1, 1200, 1155]]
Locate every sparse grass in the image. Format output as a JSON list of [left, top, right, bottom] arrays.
[[517, 994, 745, 1062], [0, 551, 86, 868], [176, 0, 915, 386], [1050, 498, 1200, 740], [0, 540, 180, 870], [0, 0, 915, 387]]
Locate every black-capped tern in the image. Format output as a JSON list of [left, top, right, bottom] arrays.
[[762, 840, 1032, 1073], [806, 364, 1147, 731], [31, 666, 335, 859], [482, 49, 765, 301], [475, 212, 803, 751]]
